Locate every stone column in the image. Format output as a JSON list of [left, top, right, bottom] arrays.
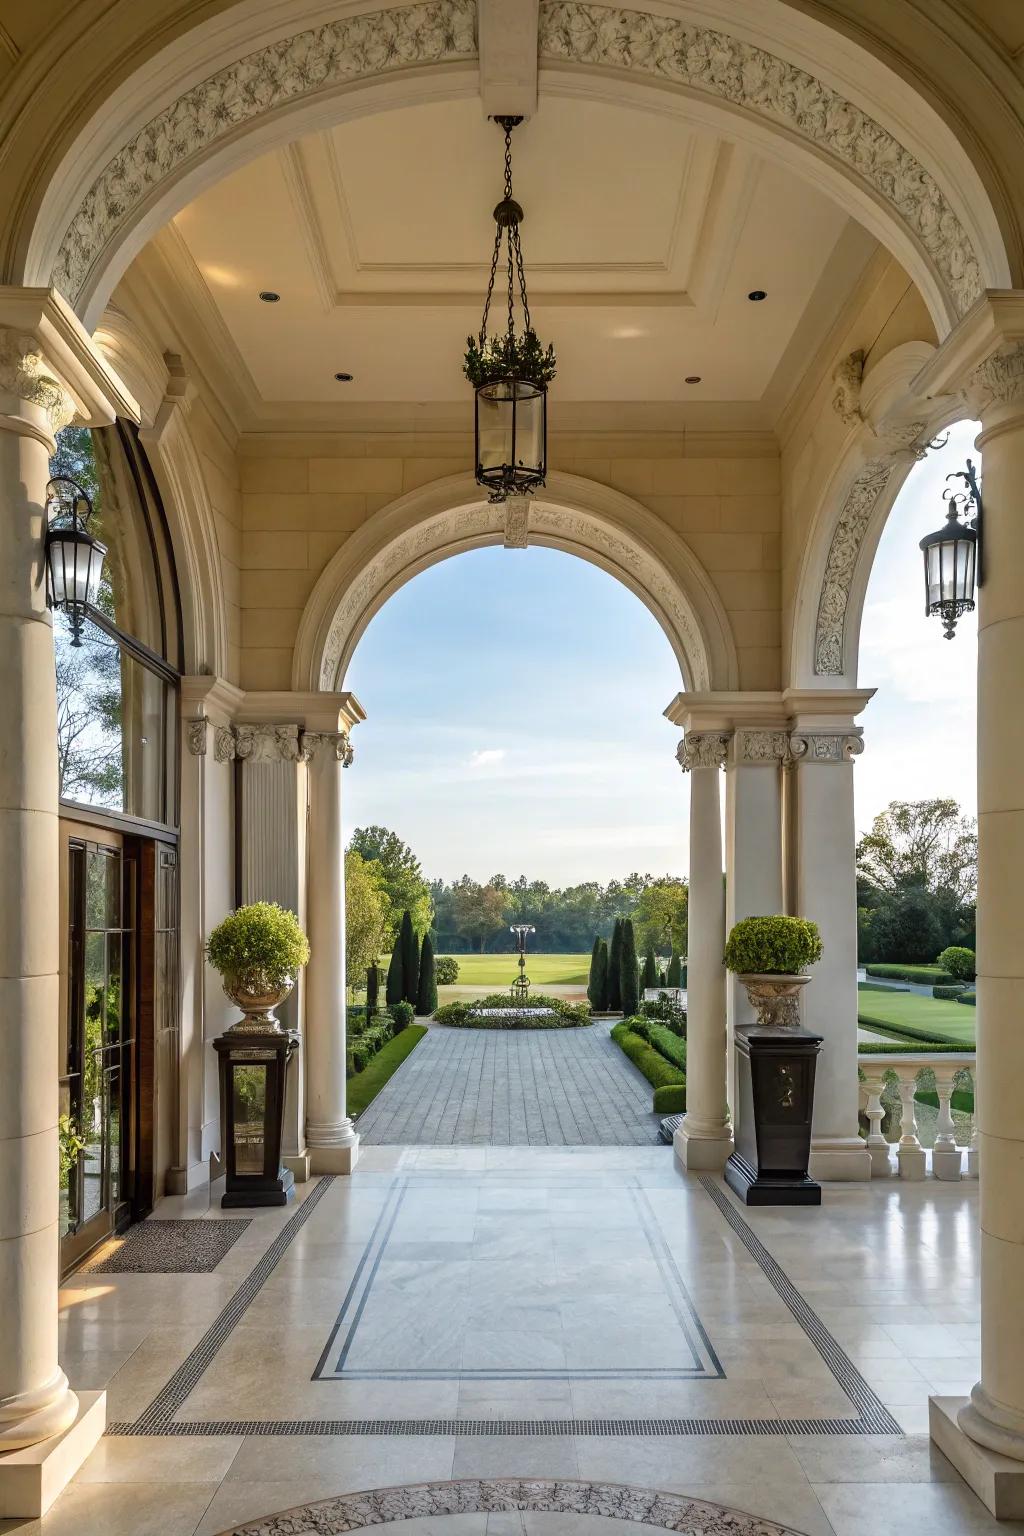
[[725, 728, 787, 1110], [0, 297, 132, 1510], [785, 696, 872, 1182], [302, 729, 360, 1174], [674, 731, 733, 1171], [922, 320, 1024, 1510]]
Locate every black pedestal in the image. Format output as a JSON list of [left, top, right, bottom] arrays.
[[214, 1028, 299, 1208], [724, 1023, 822, 1207]]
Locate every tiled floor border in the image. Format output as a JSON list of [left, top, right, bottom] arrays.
[[106, 1169, 903, 1438]]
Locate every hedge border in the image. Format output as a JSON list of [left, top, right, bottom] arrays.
[[865, 963, 954, 984], [857, 1014, 975, 1049], [348, 1025, 427, 1118], [611, 1022, 685, 1115]]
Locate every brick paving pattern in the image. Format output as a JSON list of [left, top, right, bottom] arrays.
[[355, 1022, 661, 1145]]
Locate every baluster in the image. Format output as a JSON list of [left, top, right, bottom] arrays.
[[966, 1065, 980, 1178], [897, 1070, 926, 1180], [863, 1070, 892, 1178], [932, 1071, 962, 1180]]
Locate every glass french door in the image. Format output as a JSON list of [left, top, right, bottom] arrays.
[[60, 827, 137, 1271]]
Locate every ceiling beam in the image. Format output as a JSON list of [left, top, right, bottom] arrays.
[[477, 0, 539, 118]]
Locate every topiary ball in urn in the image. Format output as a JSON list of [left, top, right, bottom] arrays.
[[206, 901, 310, 1034], [723, 915, 823, 1030]]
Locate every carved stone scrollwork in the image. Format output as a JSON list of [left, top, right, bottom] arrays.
[[788, 731, 864, 763], [0, 329, 77, 433], [185, 717, 209, 756], [537, 3, 982, 317], [831, 350, 864, 425], [300, 731, 355, 766], [213, 723, 310, 763], [813, 460, 894, 676], [503, 495, 530, 549], [677, 731, 731, 772], [214, 726, 237, 763], [733, 729, 790, 765], [964, 341, 1024, 416]]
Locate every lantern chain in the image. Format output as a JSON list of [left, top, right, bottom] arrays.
[[477, 117, 532, 348]]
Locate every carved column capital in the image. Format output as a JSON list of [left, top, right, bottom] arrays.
[[0, 328, 77, 435], [300, 730, 354, 766], [677, 731, 731, 772], [185, 717, 209, 756], [213, 723, 311, 763], [788, 730, 864, 764], [964, 340, 1024, 420], [731, 728, 790, 766]]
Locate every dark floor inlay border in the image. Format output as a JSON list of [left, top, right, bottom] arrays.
[[209, 1475, 808, 1535], [698, 1175, 902, 1434], [108, 1414, 875, 1438], [81, 1218, 250, 1274]]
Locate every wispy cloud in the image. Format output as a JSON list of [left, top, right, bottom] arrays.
[[468, 748, 506, 768]]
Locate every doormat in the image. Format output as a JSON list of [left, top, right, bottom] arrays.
[[80, 1218, 251, 1274]]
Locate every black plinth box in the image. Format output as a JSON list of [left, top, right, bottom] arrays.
[[725, 1024, 823, 1206], [213, 1028, 299, 1207]]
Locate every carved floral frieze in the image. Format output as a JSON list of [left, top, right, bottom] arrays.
[[538, 2, 982, 317], [734, 728, 790, 764], [677, 731, 731, 771], [813, 460, 894, 676]]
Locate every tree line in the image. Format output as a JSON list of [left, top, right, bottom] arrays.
[[856, 798, 976, 963]]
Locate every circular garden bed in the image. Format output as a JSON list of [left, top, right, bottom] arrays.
[[433, 992, 591, 1028]]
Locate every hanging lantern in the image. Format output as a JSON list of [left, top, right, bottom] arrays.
[[44, 476, 106, 647], [465, 116, 555, 502], [919, 458, 982, 639]]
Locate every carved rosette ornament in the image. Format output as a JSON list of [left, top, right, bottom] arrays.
[[185, 717, 209, 756], [677, 731, 731, 772], [0, 329, 77, 434], [788, 730, 864, 763], [300, 730, 355, 766]]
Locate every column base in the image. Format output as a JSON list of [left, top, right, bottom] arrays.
[[867, 1141, 893, 1178], [897, 1144, 927, 1181], [932, 1146, 963, 1181], [0, 1391, 105, 1518], [309, 1136, 360, 1175], [809, 1136, 872, 1181], [930, 1396, 1024, 1519], [673, 1123, 733, 1172], [283, 1152, 311, 1182]]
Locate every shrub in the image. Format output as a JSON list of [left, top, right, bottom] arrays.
[[724, 915, 822, 975], [620, 919, 640, 1016], [434, 955, 460, 985], [608, 919, 623, 1012], [646, 1021, 686, 1071], [610, 1021, 685, 1095], [653, 1083, 686, 1114], [957, 992, 977, 1007], [389, 999, 415, 1032], [587, 936, 608, 1012], [434, 992, 590, 1028], [865, 963, 953, 984], [417, 933, 438, 1015], [640, 944, 658, 992], [666, 952, 682, 988], [399, 910, 419, 1008], [385, 935, 403, 1005], [933, 984, 966, 1000], [206, 901, 310, 989], [938, 945, 976, 981], [639, 994, 686, 1035], [366, 964, 380, 1013], [347, 1026, 428, 1118]]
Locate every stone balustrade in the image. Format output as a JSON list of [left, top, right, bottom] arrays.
[[857, 1050, 978, 1182]]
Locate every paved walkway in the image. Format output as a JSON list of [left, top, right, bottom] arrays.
[[355, 1021, 661, 1145]]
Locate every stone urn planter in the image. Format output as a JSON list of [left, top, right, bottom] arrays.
[[222, 975, 295, 1034], [722, 917, 824, 1208]]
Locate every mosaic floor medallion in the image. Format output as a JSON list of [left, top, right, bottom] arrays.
[[219, 1477, 810, 1535], [80, 1217, 251, 1274]]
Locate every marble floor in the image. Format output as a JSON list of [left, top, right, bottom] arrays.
[[7, 1146, 1014, 1536]]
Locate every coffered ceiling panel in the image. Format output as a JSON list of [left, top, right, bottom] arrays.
[[167, 94, 865, 406]]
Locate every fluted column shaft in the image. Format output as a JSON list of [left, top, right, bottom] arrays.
[[674, 731, 732, 1171]]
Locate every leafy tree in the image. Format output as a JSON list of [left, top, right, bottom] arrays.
[[631, 878, 688, 957], [417, 933, 438, 1015], [450, 876, 507, 951], [344, 850, 390, 987], [348, 826, 432, 940], [666, 951, 682, 988], [607, 919, 623, 1012], [857, 799, 977, 905], [640, 944, 657, 992], [587, 936, 608, 1011], [872, 888, 945, 964], [620, 919, 640, 1017], [399, 909, 419, 1006], [385, 934, 403, 1006]]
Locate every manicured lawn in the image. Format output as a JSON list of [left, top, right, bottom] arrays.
[[348, 1025, 427, 1118], [857, 985, 976, 1047], [432, 952, 593, 986]]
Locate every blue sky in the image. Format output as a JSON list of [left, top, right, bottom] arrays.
[[342, 422, 978, 884]]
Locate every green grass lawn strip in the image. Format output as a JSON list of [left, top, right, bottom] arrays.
[[348, 1025, 427, 1118], [415, 952, 593, 986], [856, 990, 976, 1047]]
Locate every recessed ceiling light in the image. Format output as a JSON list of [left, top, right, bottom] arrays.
[[748, 289, 767, 301], [258, 290, 281, 303], [334, 372, 354, 382], [685, 375, 702, 384]]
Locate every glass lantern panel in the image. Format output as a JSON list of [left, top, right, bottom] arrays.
[[232, 1064, 267, 1175], [477, 379, 544, 480]]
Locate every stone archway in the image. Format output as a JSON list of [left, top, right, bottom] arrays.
[[292, 470, 737, 693], [20, 0, 1011, 334]]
